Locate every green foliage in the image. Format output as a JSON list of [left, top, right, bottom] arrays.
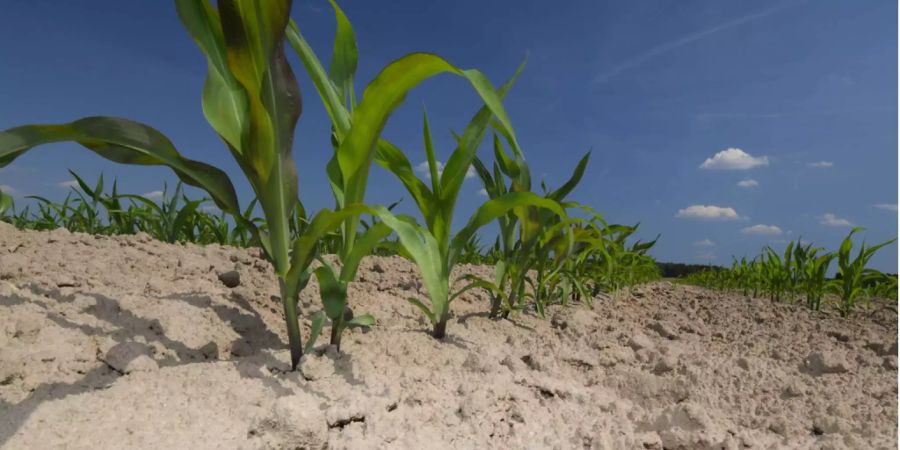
[[684, 229, 896, 315], [0, 0, 670, 369]]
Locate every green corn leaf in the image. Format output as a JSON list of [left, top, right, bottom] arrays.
[[450, 192, 567, 267], [422, 110, 442, 196], [340, 221, 393, 281], [0, 190, 11, 215], [286, 20, 351, 136], [440, 58, 526, 198], [0, 117, 247, 226], [304, 310, 327, 354], [347, 314, 374, 327], [406, 297, 436, 324], [368, 205, 448, 316], [327, 0, 358, 106], [374, 139, 436, 222], [547, 151, 590, 202], [337, 53, 519, 208], [285, 204, 371, 291], [314, 264, 347, 320], [175, 0, 249, 154]]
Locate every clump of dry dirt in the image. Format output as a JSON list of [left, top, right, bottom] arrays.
[[0, 222, 896, 449]]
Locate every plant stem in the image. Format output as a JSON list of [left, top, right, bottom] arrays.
[[279, 279, 303, 370], [432, 318, 447, 339]]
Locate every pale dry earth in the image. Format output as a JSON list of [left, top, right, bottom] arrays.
[[0, 221, 896, 449]]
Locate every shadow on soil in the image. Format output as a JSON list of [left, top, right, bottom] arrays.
[[0, 289, 306, 446]]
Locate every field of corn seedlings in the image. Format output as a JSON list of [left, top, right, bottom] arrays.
[[683, 229, 898, 316], [0, 1, 896, 449]]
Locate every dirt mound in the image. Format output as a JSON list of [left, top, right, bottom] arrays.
[[0, 222, 896, 449]]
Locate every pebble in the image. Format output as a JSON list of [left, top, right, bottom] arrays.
[[218, 270, 241, 288]]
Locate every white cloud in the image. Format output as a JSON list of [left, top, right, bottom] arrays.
[[807, 161, 834, 168], [414, 161, 444, 180], [675, 205, 740, 220], [741, 224, 783, 235], [143, 190, 164, 200], [819, 213, 853, 227], [477, 188, 488, 197], [0, 184, 17, 195], [58, 180, 80, 189], [873, 203, 898, 212], [736, 179, 759, 188], [693, 239, 715, 247], [700, 148, 769, 170], [415, 161, 477, 182]]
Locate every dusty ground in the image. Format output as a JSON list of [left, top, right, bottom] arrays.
[[0, 222, 896, 449]]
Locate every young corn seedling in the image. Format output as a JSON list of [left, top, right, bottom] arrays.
[[0, 190, 12, 217], [832, 227, 896, 316], [0, 0, 337, 370], [373, 101, 568, 335], [286, 2, 547, 341], [467, 132, 591, 318]]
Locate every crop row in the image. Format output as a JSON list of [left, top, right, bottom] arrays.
[[683, 229, 896, 316], [0, 0, 658, 369]]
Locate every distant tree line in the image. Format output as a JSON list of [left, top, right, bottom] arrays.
[[656, 261, 723, 279]]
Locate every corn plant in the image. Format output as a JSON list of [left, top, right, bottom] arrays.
[[0, 0, 348, 370], [832, 227, 896, 316], [685, 228, 895, 316], [372, 103, 567, 335], [285, 2, 542, 341], [464, 131, 592, 318]]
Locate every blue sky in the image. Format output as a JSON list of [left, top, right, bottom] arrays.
[[0, 0, 897, 271]]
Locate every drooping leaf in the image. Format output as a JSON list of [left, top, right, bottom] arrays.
[[0, 117, 247, 224]]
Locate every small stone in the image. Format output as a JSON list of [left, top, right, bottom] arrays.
[[782, 381, 804, 398], [627, 332, 654, 351], [804, 351, 851, 376], [218, 270, 241, 288], [647, 321, 678, 340], [652, 354, 677, 374], [736, 357, 750, 370], [550, 314, 568, 330], [883, 356, 897, 370], [102, 342, 158, 374]]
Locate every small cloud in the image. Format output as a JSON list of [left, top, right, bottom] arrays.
[[58, 180, 80, 189], [143, 190, 164, 200], [414, 161, 444, 180], [807, 161, 834, 168], [0, 184, 18, 195], [477, 188, 488, 197], [819, 213, 853, 227], [736, 179, 759, 188], [873, 203, 898, 212], [415, 161, 477, 182], [675, 205, 740, 220], [693, 239, 715, 247], [741, 224, 783, 235], [700, 148, 769, 170]]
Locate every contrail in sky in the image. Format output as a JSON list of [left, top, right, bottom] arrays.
[[594, 2, 796, 83]]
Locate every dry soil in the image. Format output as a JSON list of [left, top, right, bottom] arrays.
[[0, 222, 896, 449]]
